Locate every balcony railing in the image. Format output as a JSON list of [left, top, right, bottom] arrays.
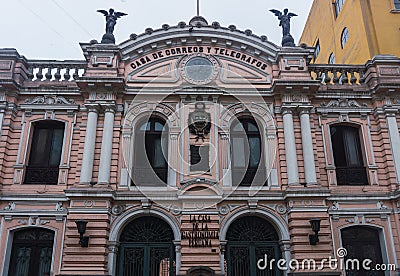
[[24, 167, 59, 185], [26, 60, 86, 82], [309, 64, 366, 85], [336, 167, 368, 185]]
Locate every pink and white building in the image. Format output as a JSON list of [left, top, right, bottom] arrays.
[[0, 15, 399, 276]]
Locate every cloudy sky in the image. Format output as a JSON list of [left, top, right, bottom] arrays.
[[0, 0, 314, 60]]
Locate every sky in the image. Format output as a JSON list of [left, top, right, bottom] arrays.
[[0, 0, 314, 60]]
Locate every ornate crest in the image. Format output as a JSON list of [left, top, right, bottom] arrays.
[[188, 102, 211, 141]]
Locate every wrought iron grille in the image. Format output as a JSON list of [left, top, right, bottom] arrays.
[[226, 216, 281, 276], [24, 167, 59, 185], [336, 167, 368, 185], [118, 216, 175, 276]]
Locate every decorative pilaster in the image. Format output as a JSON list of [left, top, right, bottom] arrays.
[[174, 240, 182, 274], [219, 240, 227, 275], [282, 106, 299, 185], [168, 133, 179, 187], [79, 104, 100, 184], [384, 107, 400, 184], [98, 105, 116, 185], [220, 133, 232, 187], [299, 106, 317, 185]]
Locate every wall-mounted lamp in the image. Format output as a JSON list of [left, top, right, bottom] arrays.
[[75, 220, 89, 247], [309, 218, 321, 245]]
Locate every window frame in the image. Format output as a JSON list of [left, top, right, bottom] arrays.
[[24, 120, 65, 185], [230, 117, 263, 186], [329, 124, 368, 185], [133, 116, 169, 185]]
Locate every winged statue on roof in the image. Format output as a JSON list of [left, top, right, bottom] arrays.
[[97, 8, 127, 44]]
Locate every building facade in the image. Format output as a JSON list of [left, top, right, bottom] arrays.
[[300, 0, 400, 64], [0, 15, 400, 276]]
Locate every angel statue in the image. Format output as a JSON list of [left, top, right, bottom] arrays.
[[270, 8, 297, 46], [97, 8, 127, 44]]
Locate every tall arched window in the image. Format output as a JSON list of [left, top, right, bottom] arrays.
[[341, 27, 349, 48], [25, 120, 64, 184], [231, 117, 262, 186], [341, 227, 385, 276], [334, 0, 345, 17], [330, 125, 368, 185], [8, 228, 55, 276], [133, 117, 168, 185]]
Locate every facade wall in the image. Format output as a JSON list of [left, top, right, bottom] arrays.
[[300, 0, 400, 64], [0, 18, 399, 276]]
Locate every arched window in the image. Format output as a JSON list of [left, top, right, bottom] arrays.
[[341, 27, 349, 48], [328, 52, 335, 64], [118, 216, 175, 276], [226, 216, 281, 276], [133, 117, 168, 185], [330, 125, 368, 185], [231, 117, 262, 186], [341, 227, 385, 276], [25, 120, 64, 184], [334, 0, 345, 17], [314, 40, 321, 61], [8, 228, 55, 276]]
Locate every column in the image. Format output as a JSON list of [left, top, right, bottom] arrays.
[[385, 108, 400, 184], [299, 107, 317, 185], [98, 105, 116, 185], [282, 107, 299, 185], [173, 241, 182, 275], [219, 240, 227, 275], [79, 105, 99, 184]]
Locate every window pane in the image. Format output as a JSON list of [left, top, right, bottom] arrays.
[[29, 129, 49, 166], [154, 121, 164, 131], [232, 122, 244, 132], [247, 122, 259, 132], [249, 137, 261, 167], [233, 137, 246, 167], [153, 137, 166, 168], [139, 122, 150, 131], [343, 128, 362, 166], [49, 128, 64, 166]]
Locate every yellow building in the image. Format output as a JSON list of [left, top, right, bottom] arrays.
[[300, 0, 400, 64]]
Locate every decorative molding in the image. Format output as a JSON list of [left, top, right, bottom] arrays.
[[3, 202, 16, 211], [24, 95, 75, 105], [320, 98, 367, 108]]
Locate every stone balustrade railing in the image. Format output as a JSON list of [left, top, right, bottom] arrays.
[[26, 60, 87, 82], [309, 64, 366, 85]]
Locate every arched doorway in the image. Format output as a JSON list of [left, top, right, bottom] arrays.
[[117, 216, 175, 276], [8, 228, 55, 276], [341, 226, 385, 276], [225, 216, 281, 276]]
